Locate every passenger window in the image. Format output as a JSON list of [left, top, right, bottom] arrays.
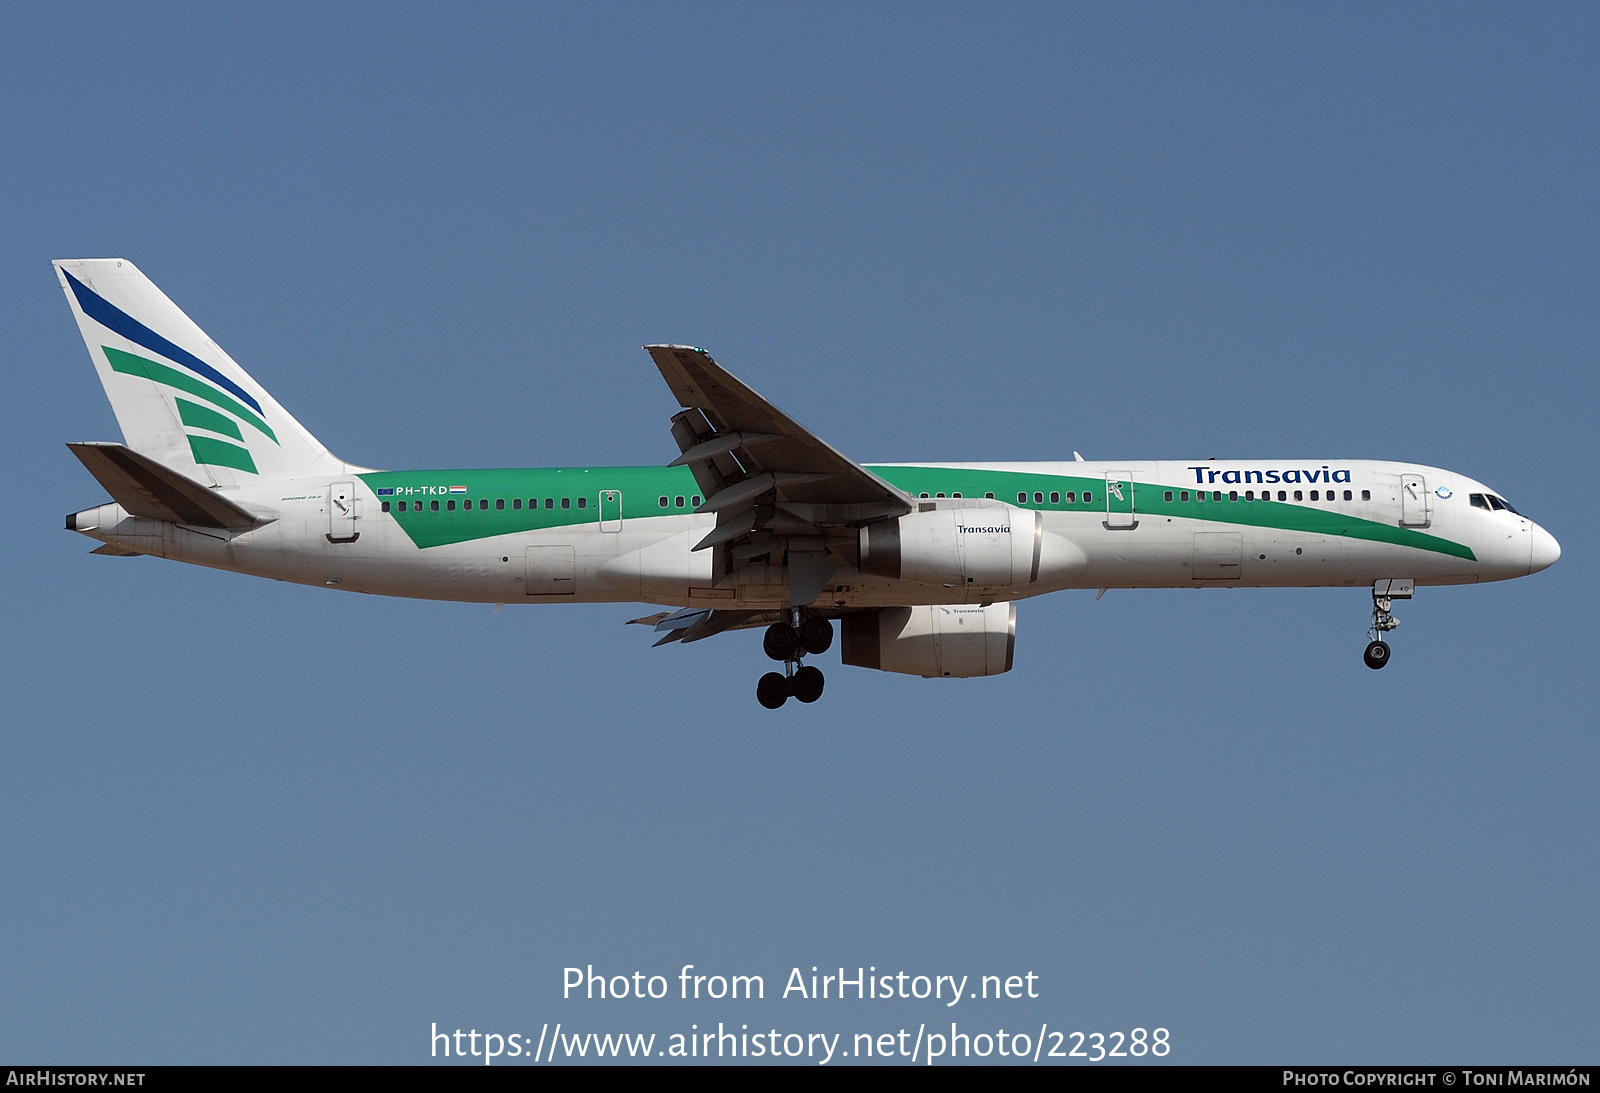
[[952, 492, 962, 498], [1245, 490, 1254, 501], [431, 500, 439, 511], [545, 498, 553, 509], [513, 498, 522, 509], [1278, 490, 1286, 501], [1212, 491, 1221, 501], [1085, 492, 1094, 504], [691, 496, 701, 506], [480, 499, 489, 510], [1361, 490, 1370, 501], [397, 500, 407, 512], [659, 496, 668, 508], [496, 498, 505, 510], [1342, 490, 1352, 501], [561, 498, 570, 509], [1164, 491, 1173, 502], [577, 497, 586, 508], [675, 495, 685, 507], [1018, 492, 1027, 503], [1310, 490, 1319, 501], [920, 493, 930, 499], [447, 499, 456, 511], [1180, 491, 1189, 502], [935, 493, 945, 498], [984, 492, 995, 499], [1294, 490, 1303, 501], [1064, 492, 1075, 503], [381, 501, 391, 513], [1196, 491, 1205, 502], [1034, 492, 1044, 504]]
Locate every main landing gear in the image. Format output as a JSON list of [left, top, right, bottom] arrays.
[[756, 611, 834, 709], [1364, 579, 1412, 670]]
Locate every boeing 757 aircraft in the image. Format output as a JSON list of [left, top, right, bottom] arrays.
[[58, 259, 1560, 707]]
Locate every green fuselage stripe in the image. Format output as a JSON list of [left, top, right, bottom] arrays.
[[175, 398, 244, 441], [104, 346, 279, 443], [359, 465, 1476, 561]]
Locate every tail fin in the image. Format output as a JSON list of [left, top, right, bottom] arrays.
[[55, 259, 350, 484]]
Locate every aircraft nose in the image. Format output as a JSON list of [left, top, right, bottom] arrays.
[[1530, 524, 1561, 574]]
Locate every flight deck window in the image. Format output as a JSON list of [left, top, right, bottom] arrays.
[[1050, 491, 1060, 504], [1164, 491, 1173, 502], [447, 499, 456, 511], [1471, 493, 1489, 509], [1495, 495, 1521, 515], [561, 498, 570, 509], [1486, 495, 1507, 511], [381, 501, 391, 512], [431, 500, 439, 511]]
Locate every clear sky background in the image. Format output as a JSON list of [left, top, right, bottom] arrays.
[[1, 3, 1595, 1065]]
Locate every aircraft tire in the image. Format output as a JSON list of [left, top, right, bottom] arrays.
[[1363, 640, 1391, 670], [757, 672, 790, 708], [792, 665, 825, 704], [799, 617, 834, 655], [763, 623, 797, 661]]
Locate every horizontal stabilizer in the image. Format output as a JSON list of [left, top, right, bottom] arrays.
[[67, 442, 259, 530]]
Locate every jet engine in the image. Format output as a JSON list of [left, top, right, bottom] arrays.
[[840, 602, 1015, 678], [858, 506, 1085, 588]]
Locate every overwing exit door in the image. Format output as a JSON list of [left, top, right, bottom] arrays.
[[599, 490, 622, 532], [1104, 471, 1137, 530]]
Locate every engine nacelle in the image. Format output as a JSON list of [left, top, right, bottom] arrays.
[[841, 602, 1016, 678], [858, 507, 1085, 588]]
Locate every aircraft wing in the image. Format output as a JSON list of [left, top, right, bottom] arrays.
[[643, 345, 914, 606]]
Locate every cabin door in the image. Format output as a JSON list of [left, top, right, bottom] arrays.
[[1103, 471, 1138, 530], [1400, 474, 1431, 527], [328, 482, 359, 542]]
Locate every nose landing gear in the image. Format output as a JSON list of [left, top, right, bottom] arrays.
[[755, 613, 833, 707], [1364, 579, 1413, 670]]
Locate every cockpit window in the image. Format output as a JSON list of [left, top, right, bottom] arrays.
[[1473, 493, 1522, 515]]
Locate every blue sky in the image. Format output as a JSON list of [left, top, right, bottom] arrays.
[[1, 3, 1595, 1064]]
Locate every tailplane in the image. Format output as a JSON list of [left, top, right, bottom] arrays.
[[55, 259, 349, 485]]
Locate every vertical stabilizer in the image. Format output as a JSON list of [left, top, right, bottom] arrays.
[[55, 259, 350, 485]]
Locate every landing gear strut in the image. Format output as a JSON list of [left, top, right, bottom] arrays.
[[756, 613, 833, 708], [1364, 579, 1412, 670]]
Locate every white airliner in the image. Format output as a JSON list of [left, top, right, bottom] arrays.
[[58, 259, 1559, 707]]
